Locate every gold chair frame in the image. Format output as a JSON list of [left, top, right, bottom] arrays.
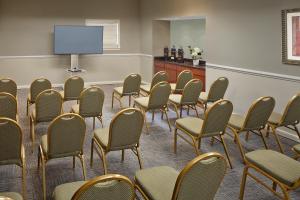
[[227, 97, 275, 163], [90, 108, 143, 174], [0, 118, 26, 199], [0, 92, 19, 122], [37, 113, 87, 200], [135, 152, 227, 200], [240, 155, 300, 200], [134, 82, 172, 133], [71, 174, 135, 200], [174, 100, 233, 169]]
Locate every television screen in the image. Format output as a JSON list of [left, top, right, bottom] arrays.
[[54, 25, 103, 54]]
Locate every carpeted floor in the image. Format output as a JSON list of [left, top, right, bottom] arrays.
[[0, 84, 299, 200]]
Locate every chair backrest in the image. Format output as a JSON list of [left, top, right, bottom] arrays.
[[0, 93, 17, 121], [64, 76, 84, 100], [122, 74, 141, 95], [243, 96, 275, 130], [280, 93, 300, 126], [35, 89, 63, 122], [79, 87, 105, 117], [0, 78, 17, 97], [181, 79, 203, 105], [0, 118, 22, 166], [175, 70, 193, 91], [30, 78, 52, 102], [108, 108, 144, 151], [47, 113, 86, 158], [172, 152, 227, 200], [71, 174, 135, 200], [148, 82, 171, 109], [150, 71, 168, 89], [207, 77, 229, 102], [200, 100, 233, 137]]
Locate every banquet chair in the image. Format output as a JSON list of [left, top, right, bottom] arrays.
[[140, 71, 168, 96], [170, 70, 193, 94]]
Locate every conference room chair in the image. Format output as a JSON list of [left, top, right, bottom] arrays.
[[0, 118, 26, 199], [30, 89, 63, 151], [26, 78, 52, 116], [60, 76, 84, 102], [198, 77, 229, 111], [37, 113, 86, 200], [293, 144, 300, 160], [71, 87, 105, 129], [174, 99, 234, 168], [112, 74, 141, 108], [263, 93, 300, 153], [53, 174, 135, 200], [239, 149, 300, 200], [135, 152, 227, 200], [91, 108, 144, 174], [0, 92, 18, 121], [227, 96, 275, 162], [140, 71, 168, 96], [134, 81, 172, 133], [0, 192, 23, 200], [168, 79, 202, 118], [0, 78, 17, 98], [170, 70, 193, 94]]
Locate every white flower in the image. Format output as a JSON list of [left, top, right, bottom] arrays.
[[193, 47, 201, 53]]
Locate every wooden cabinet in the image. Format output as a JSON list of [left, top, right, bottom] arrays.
[[154, 59, 206, 91]]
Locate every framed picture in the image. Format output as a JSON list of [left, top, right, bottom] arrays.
[[282, 8, 300, 65]]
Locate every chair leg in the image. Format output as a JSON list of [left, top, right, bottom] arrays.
[[98, 145, 108, 174], [136, 147, 143, 169], [239, 166, 249, 200], [26, 100, 29, 116], [180, 107, 183, 118], [259, 130, 268, 149], [21, 162, 27, 199], [79, 154, 86, 180], [111, 92, 114, 109], [90, 139, 94, 167], [266, 125, 271, 138], [171, 103, 180, 119], [129, 95, 131, 107], [220, 135, 233, 169], [121, 150, 125, 162], [30, 118, 35, 153], [97, 116, 104, 128], [142, 110, 149, 134], [294, 125, 300, 140], [93, 117, 95, 130], [210, 137, 215, 146], [152, 111, 155, 121], [228, 127, 246, 163], [174, 128, 178, 154], [187, 106, 190, 115], [245, 131, 250, 141], [37, 147, 41, 169], [41, 154, 46, 200], [73, 156, 76, 169], [163, 109, 172, 132], [194, 105, 199, 117], [270, 126, 284, 153], [272, 182, 277, 191], [193, 138, 201, 155]]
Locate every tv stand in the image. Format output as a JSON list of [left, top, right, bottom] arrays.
[[68, 54, 85, 72]]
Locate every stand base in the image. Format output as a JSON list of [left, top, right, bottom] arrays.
[[67, 68, 83, 73]]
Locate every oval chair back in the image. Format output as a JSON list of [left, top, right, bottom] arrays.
[[30, 78, 52, 103], [35, 89, 63, 122], [108, 108, 144, 151], [0, 117, 22, 165], [172, 152, 227, 200], [175, 70, 193, 92], [47, 113, 86, 158], [0, 78, 17, 97], [148, 82, 171, 110], [64, 76, 84, 100], [71, 174, 135, 200], [200, 100, 233, 137], [79, 87, 105, 117], [150, 71, 168, 89], [122, 74, 141, 95], [280, 93, 300, 126], [181, 79, 203, 105], [243, 96, 275, 131], [207, 77, 229, 102], [0, 93, 17, 121]]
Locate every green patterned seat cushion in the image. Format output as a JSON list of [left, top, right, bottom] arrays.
[[268, 112, 282, 125], [294, 144, 300, 154], [140, 85, 151, 93], [113, 87, 123, 96], [228, 113, 246, 130], [94, 127, 110, 148], [135, 166, 179, 200], [176, 117, 221, 137], [246, 150, 300, 186], [53, 181, 86, 200], [0, 192, 23, 200], [134, 97, 149, 109], [71, 104, 79, 114], [198, 92, 208, 103], [169, 94, 182, 105]]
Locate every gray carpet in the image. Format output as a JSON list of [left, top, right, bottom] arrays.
[[0, 84, 299, 200]]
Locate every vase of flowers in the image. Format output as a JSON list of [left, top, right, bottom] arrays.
[[188, 46, 203, 66]]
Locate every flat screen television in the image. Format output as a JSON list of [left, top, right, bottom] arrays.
[[54, 25, 103, 55]]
